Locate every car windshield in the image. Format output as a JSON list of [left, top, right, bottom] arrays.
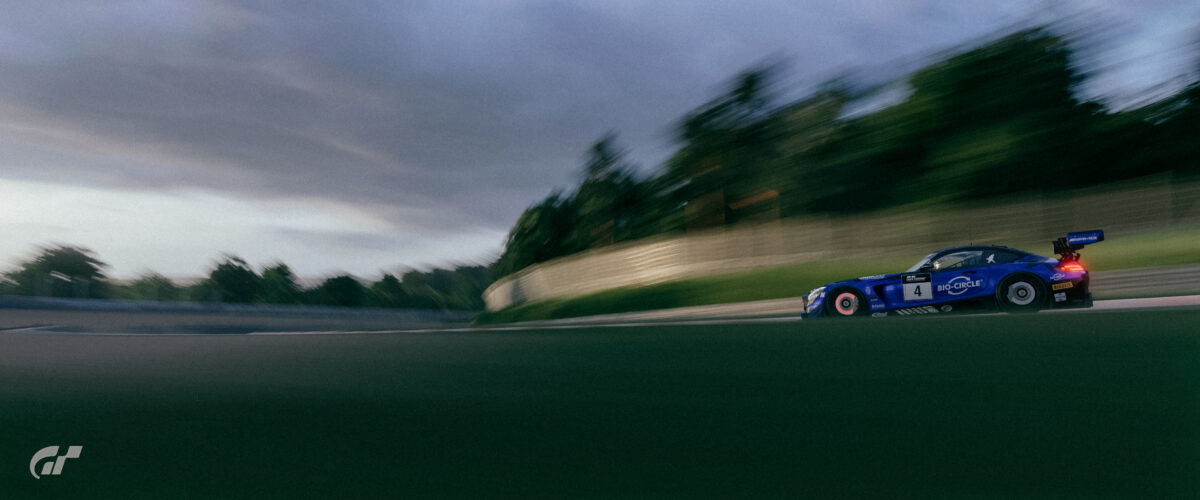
[[906, 252, 939, 272]]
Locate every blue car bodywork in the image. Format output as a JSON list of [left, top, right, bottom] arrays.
[[801, 230, 1102, 318]]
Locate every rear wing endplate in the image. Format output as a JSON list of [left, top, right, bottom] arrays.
[[1054, 229, 1104, 260]]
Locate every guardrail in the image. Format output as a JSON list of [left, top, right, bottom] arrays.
[[485, 175, 1200, 311], [0, 295, 477, 323]]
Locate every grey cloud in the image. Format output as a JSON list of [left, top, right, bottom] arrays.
[[0, 0, 1185, 265]]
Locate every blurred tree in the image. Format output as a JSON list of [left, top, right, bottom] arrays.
[[426, 268, 457, 303], [900, 28, 1089, 198], [185, 281, 222, 303], [207, 256, 261, 303], [570, 134, 644, 248], [260, 263, 302, 304], [395, 269, 441, 309], [5, 245, 109, 298], [429, 265, 490, 310], [493, 191, 579, 277], [1155, 77, 1200, 180], [363, 266, 491, 310], [771, 88, 850, 215], [624, 175, 684, 239], [309, 275, 365, 307], [486, 24, 1200, 278], [116, 272, 181, 302], [667, 62, 786, 228], [1177, 81, 1200, 177], [366, 274, 410, 308]]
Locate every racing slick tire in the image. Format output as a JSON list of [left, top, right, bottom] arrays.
[[826, 288, 867, 317], [996, 273, 1048, 313]]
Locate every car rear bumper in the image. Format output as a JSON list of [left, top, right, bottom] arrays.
[[1050, 280, 1091, 308]]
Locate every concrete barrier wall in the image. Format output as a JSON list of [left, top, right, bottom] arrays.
[[485, 176, 1200, 311]]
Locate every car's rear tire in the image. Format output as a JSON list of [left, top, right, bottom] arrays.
[[997, 273, 1047, 313], [826, 288, 866, 317]]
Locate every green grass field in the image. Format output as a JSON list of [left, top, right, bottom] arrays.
[[477, 226, 1200, 324]]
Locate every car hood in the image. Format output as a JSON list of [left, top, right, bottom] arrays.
[[851, 273, 902, 282]]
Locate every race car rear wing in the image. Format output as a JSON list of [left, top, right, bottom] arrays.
[[1053, 229, 1104, 261]]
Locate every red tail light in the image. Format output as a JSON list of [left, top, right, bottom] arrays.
[[1057, 262, 1085, 273]]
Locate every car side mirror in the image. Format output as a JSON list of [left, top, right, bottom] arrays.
[[919, 264, 934, 272]]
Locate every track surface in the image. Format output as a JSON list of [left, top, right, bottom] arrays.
[[2, 307, 1199, 498], [6, 296, 1198, 336]]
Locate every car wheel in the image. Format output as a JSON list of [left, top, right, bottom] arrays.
[[826, 288, 866, 317], [997, 274, 1047, 313]]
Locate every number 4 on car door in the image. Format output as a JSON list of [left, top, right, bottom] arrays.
[[902, 273, 931, 301]]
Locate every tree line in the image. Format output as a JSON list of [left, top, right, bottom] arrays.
[[0, 245, 490, 310], [494, 26, 1200, 277]]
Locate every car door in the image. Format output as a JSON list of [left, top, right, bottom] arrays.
[[872, 271, 934, 309], [929, 250, 993, 302]]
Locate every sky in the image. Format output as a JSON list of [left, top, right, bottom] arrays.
[[0, 0, 1195, 280]]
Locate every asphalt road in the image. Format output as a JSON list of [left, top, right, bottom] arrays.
[[2, 307, 1199, 498]]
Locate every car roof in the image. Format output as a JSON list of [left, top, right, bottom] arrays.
[[938, 244, 1015, 251], [930, 245, 1032, 256]]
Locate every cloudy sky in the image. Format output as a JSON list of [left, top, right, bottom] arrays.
[[0, 1, 1195, 279]]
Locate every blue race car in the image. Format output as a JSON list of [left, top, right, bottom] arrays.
[[801, 230, 1103, 318]]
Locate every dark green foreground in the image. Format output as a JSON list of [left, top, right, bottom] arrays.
[[2, 309, 1198, 498]]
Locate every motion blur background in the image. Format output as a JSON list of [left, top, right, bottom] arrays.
[[4, 8, 1200, 499], [1, 5, 1197, 321], [481, 19, 1200, 318]]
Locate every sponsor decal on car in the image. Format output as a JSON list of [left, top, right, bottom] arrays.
[[1051, 282, 1073, 290], [937, 275, 982, 296], [1067, 230, 1103, 245], [859, 274, 888, 280], [1049, 273, 1066, 281], [1054, 292, 1067, 302]]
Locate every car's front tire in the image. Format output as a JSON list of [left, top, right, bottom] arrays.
[[826, 288, 866, 317], [997, 273, 1047, 313]]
